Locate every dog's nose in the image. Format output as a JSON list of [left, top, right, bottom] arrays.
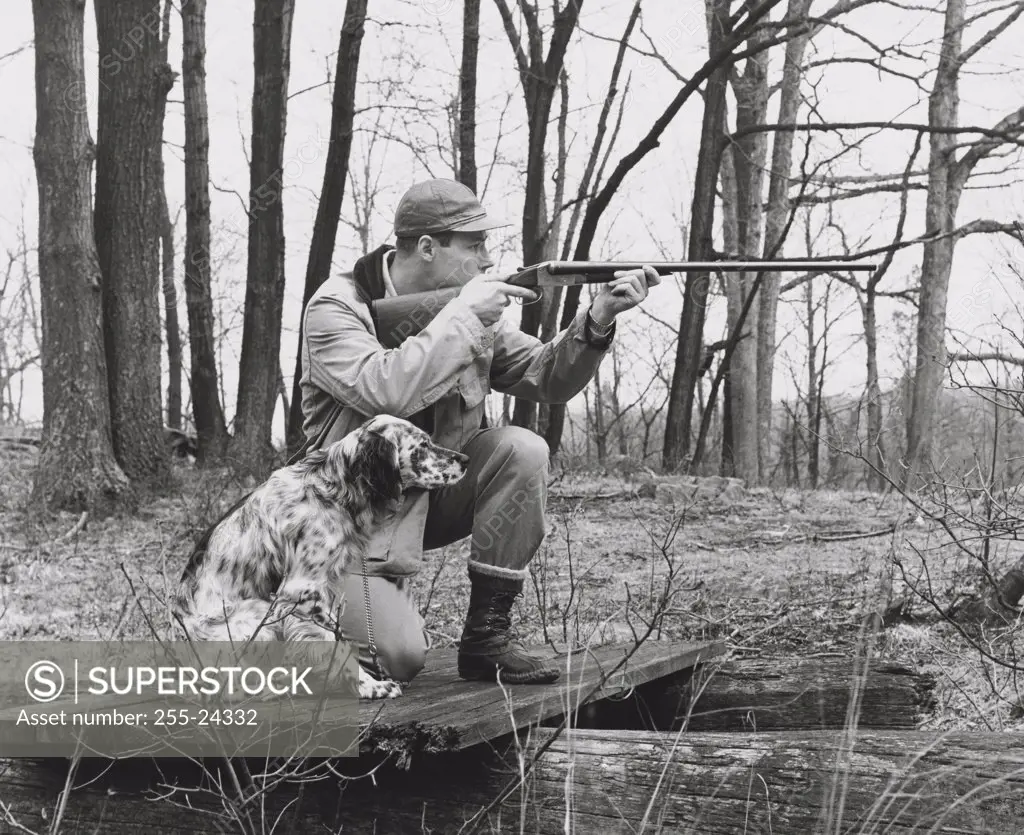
[[454, 452, 470, 466]]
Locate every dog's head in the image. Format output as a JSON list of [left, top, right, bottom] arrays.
[[324, 416, 468, 506]]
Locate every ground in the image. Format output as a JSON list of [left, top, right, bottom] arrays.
[[2, 440, 1023, 733]]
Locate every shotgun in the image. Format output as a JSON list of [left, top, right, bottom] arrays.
[[370, 258, 877, 349]]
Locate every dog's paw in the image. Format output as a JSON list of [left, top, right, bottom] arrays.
[[357, 666, 402, 700]]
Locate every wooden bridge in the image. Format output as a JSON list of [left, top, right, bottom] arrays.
[[3, 639, 1024, 833]]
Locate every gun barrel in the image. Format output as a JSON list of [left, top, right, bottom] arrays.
[[546, 260, 877, 275]]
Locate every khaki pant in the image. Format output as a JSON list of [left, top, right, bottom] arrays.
[[334, 426, 549, 681]]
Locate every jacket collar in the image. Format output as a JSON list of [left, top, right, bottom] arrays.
[[352, 244, 394, 303]]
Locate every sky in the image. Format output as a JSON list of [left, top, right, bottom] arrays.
[[1, 0, 1022, 439]]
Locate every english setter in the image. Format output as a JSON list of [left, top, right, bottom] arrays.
[[173, 415, 467, 699]]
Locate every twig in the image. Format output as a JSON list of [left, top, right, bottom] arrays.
[[1, 512, 89, 554]]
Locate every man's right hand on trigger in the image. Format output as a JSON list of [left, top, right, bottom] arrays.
[[459, 273, 538, 327]]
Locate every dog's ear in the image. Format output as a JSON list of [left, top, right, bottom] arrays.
[[349, 431, 402, 503]]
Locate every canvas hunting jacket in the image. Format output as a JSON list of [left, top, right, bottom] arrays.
[[299, 244, 614, 578]]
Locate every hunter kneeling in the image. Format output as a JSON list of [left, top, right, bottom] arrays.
[[298, 178, 659, 686]]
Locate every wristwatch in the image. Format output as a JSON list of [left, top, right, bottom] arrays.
[[584, 306, 616, 347]]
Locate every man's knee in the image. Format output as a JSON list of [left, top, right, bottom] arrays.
[[495, 426, 549, 476], [380, 631, 428, 682]]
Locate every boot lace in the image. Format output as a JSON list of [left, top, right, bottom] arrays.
[[482, 590, 521, 638]]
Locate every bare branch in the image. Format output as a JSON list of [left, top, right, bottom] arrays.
[[950, 351, 1024, 368], [958, 1, 1024, 66]]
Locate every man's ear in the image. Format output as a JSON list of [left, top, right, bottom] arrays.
[[416, 235, 435, 261], [349, 431, 402, 503]]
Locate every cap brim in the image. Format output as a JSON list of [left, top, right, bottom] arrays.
[[448, 214, 511, 233]]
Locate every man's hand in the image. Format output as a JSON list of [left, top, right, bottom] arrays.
[[589, 265, 660, 327], [460, 273, 539, 328]]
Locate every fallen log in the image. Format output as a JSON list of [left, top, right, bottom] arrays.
[[3, 729, 1023, 834], [570, 656, 936, 732], [683, 656, 937, 731]]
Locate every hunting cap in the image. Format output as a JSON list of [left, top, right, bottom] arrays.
[[394, 179, 509, 237]]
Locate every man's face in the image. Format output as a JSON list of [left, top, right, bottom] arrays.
[[430, 232, 494, 288]]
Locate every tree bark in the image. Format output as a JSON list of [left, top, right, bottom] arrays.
[[861, 285, 887, 488], [157, 158, 182, 434], [182, 0, 229, 463], [29, 0, 130, 513], [5, 729, 1024, 834], [683, 657, 935, 731], [157, 0, 182, 433], [285, 0, 369, 455], [662, 0, 731, 472], [231, 0, 295, 475], [724, 25, 769, 483], [757, 0, 812, 479], [805, 280, 820, 486], [904, 0, 964, 487], [93, 0, 175, 487], [458, 0, 480, 192]]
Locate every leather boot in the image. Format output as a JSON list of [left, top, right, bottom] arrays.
[[457, 573, 559, 684]]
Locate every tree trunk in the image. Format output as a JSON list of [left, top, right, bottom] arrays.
[[805, 279, 819, 487], [861, 286, 887, 489], [493, 0, 582, 432], [93, 0, 175, 487], [6, 729, 1024, 834], [757, 0, 812, 480], [457, 0, 480, 192], [725, 28, 769, 483], [231, 0, 294, 475], [573, 656, 935, 733], [662, 0, 730, 472], [29, 0, 130, 513], [157, 157, 182, 432], [542, 1, 642, 457], [285, 0, 369, 455], [719, 138, 740, 477], [904, 0, 964, 487], [156, 0, 181, 434], [182, 0, 229, 463]]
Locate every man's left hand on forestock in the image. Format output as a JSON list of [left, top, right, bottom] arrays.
[[589, 265, 661, 327]]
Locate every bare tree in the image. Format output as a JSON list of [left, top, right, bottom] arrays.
[[182, 0, 229, 462], [0, 229, 40, 424], [718, 16, 769, 481], [30, 0, 130, 511], [662, 0, 733, 472], [493, 0, 582, 431], [286, 0, 370, 455], [543, 0, 642, 455], [458, 0, 481, 192], [157, 0, 182, 432], [905, 0, 1024, 486], [756, 0, 812, 478], [93, 0, 176, 486], [231, 0, 295, 473]]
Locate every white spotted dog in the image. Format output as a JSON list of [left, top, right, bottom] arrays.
[[172, 415, 467, 700]]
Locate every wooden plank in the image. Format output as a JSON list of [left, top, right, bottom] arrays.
[[1, 641, 723, 761], [4, 729, 1024, 833], [346, 639, 724, 757]]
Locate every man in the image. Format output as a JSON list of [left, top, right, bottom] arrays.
[[299, 178, 658, 687]]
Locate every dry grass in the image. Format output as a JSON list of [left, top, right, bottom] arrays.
[[2, 446, 1023, 732]]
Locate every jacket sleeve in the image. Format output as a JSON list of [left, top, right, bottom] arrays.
[[304, 293, 494, 417], [489, 304, 611, 404]]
